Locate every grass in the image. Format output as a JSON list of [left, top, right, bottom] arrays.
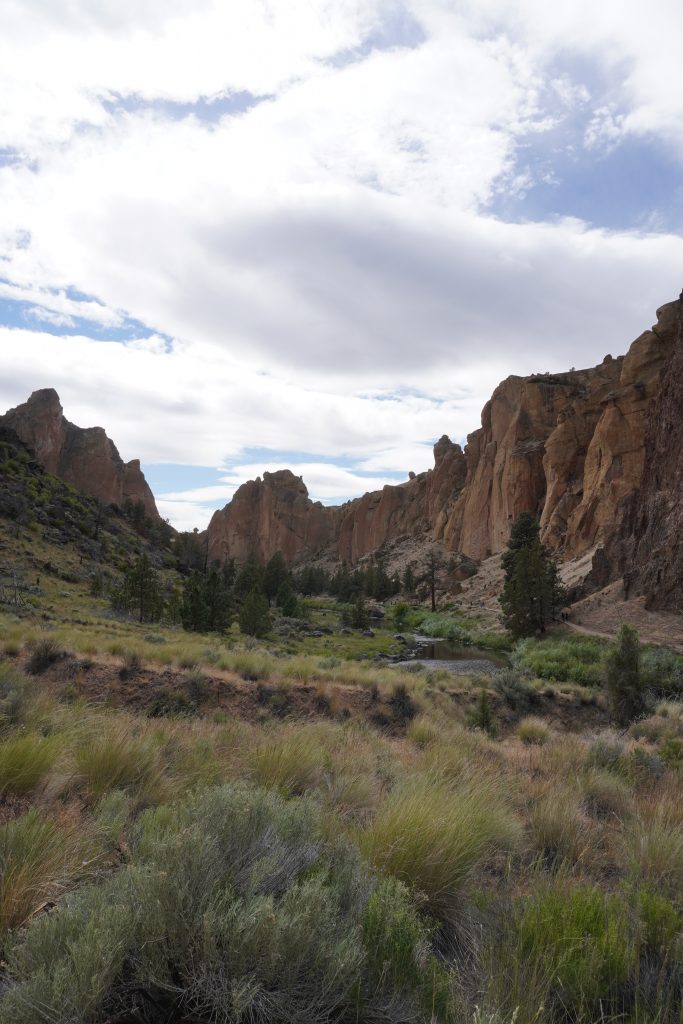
[[359, 777, 521, 922], [4, 509, 683, 1021], [0, 809, 96, 935], [248, 729, 326, 795], [74, 723, 162, 801], [0, 734, 60, 795], [516, 716, 550, 745]]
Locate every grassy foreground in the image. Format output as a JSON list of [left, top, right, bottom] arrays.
[[0, 622, 682, 1022]]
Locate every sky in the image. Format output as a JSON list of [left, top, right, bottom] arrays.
[[1, 1, 682, 531]]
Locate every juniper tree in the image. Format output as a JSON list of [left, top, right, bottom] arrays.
[[500, 513, 567, 638]]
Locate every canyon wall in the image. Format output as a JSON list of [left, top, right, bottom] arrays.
[[0, 389, 160, 519], [206, 298, 682, 591]]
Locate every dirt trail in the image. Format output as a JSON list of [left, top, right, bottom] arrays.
[[452, 553, 683, 652]]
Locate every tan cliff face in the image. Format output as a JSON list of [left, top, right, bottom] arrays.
[[1, 389, 160, 519], [205, 298, 682, 581], [207, 470, 339, 565]]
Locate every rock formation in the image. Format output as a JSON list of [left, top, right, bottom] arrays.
[[206, 298, 683, 594], [603, 296, 683, 611], [207, 470, 338, 565], [0, 389, 159, 518]]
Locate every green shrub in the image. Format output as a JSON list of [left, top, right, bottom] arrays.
[[389, 682, 418, 723], [605, 624, 645, 725], [493, 669, 539, 713], [0, 783, 451, 1023], [148, 688, 198, 718], [661, 737, 683, 770], [637, 889, 682, 952], [0, 666, 32, 732], [516, 884, 633, 1016]]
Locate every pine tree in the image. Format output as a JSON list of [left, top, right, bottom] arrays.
[[113, 553, 164, 623], [239, 589, 272, 638], [276, 580, 298, 617], [264, 551, 290, 605], [605, 623, 645, 725], [500, 513, 567, 637]]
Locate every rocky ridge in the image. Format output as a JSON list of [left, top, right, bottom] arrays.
[[0, 389, 160, 519], [207, 298, 682, 610]]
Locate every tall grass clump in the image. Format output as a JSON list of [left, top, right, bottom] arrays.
[[516, 716, 550, 745], [493, 883, 633, 1022], [0, 734, 60, 795], [75, 724, 161, 801], [0, 809, 94, 935], [359, 777, 521, 922], [248, 729, 326, 796], [25, 637, 66, 675]]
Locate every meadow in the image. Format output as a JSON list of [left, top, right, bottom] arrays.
[[1, 588, 683, 1022]]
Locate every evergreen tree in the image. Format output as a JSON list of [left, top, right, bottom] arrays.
[[402, 564, 416, 595], [264, 551, 290, 605], [605, 623, 645, 725], [180, 567, 233, 632], [113, 553, 164, 623], [276, 580, 299, 617], [423, 549, 443, 613], [500, 513, 567, 637], [235, 553, 264, 599], [349, 591, 370, 629], [239, 589, 272, 638]]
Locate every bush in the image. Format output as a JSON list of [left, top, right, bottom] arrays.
[[514, 883, 633, 1018], [605, 624, 645, 725], [0, 783, 452, 1023], [493, 669, 539, 714], [0, 666, 32, 732], [389, 682, 418, 723]]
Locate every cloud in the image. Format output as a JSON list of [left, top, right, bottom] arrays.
[[1, 1, 683, 533]]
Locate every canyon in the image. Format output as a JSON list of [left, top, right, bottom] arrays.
[[3, 295, 682, 612], [207, 296, 683, 610]]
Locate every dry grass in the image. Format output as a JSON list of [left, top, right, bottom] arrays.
[[0, 809, 98, 934], [359, 776, 521, 921]]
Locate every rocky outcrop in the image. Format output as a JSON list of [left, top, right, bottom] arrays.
[[606, 297, 683, 611], [0, 389, 159, 518], [207, 470, 339, 565], [206, 297, 683, 584], [206, 438, 469, 567]]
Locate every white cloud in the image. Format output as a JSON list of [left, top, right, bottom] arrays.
[[1, 1, 683, 533]]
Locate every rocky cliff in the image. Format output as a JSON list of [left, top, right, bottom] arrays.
[[0, 389, 159, 519], [206, 298, 683, 589], [602, 296, 683, 611]]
